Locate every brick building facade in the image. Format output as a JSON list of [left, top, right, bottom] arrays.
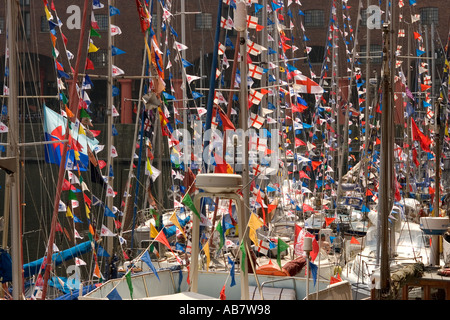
[[0, 1, 449, 125]]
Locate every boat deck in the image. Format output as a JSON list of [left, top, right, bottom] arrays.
[[401, 266, 450, 300]]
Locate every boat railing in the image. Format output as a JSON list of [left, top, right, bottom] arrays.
[[259, 276, 298, 299]]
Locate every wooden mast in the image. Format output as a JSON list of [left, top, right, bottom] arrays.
[[7, 0, 23, 300]]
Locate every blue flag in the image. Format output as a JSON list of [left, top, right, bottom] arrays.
[[43, 106, 99, 171], [141, 251, 160, 281], [109, 5, 120, 16], [111, 46, 126, 56], [309, 261, 318, 286], [227, 256, 236, 287]]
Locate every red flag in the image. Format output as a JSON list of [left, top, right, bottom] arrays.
[[303, 203, 314, 212], [135, 0, 151, 33], [411, 118, 431, 152], [412, 147, 420, 167], [85, 58, 95, 70], [330, 273, 342, 284], [295, 137, 306, 147], [83, 193, 92, 207], [325, 217, 335, 227], [220, 284, 226, 300], [217, 107, 236, 131], [306, 232, 319, 262], [299, 170, 311, 180], [350, 236, 360, 245], [311, 161, 322, 170], [257, 190, 266, 225], [155, 230, 171, 249], [294, 224, 302, 248]]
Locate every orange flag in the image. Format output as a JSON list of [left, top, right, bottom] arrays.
[[311, 161, 322, 170], [325, 217, 335, 227], [350, 236, 360, 245]]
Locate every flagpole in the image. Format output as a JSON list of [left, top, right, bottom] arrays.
[[41, 0, 91, 300]]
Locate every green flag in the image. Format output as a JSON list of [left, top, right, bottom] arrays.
[[125, 271, 133, 300], [90, 27, 101, 38], [68, 190, 77, 201], [240, 241, 246, 273], [182, 193, 200, 219], [80, 108, 91, 119], [276, 237, 289, 269], [216, 221, 224, 252]]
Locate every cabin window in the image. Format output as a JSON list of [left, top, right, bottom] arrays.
[[420, 7, 438, 25], [304, 10, 325, 28], [0, 17, 4, 34], [195, 13, 212, 30]]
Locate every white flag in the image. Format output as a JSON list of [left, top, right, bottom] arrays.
[[58, 201, 67, 212], [110, 24, 122, 36], [100, 224, 116, 237], [111, 145, 118, 158], [112, 65, 124, 77], [186, 74, 201, 83], [173, 41, 188, 51], [0, 122, 8, 133]]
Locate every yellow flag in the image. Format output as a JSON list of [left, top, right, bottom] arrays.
[[66, 206, 73, 218], [85, 204, 90, 219], [248, 213, 264, 230], [146, 158, 152, 175], [202, 242, 210, 272], [249, 228, 258, 246], [45, 6, 52, 20], [150, 222, 158, 238], [169, 211, 186, 238], [88, 42, 99, 53]]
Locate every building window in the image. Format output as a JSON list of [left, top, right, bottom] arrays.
[[95, 14, 109, 32], [308, 46, 325, 64], [195, 13, 212, 30], [420, 7, 438, 25], [360, 9, 367, 26], [304, 10, 325, 28], [20, 11, 30, 40], [360, 44, 382, 64], [40, 16, 50, 32], [89, 49, 108, 68]]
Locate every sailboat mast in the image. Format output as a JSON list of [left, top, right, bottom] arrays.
[[377, 23, 391, 299], [105, 0, 115, 262], [7, 0, 23, 300]]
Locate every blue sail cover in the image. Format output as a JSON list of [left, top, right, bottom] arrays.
[[23, 241, 92, 278]]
